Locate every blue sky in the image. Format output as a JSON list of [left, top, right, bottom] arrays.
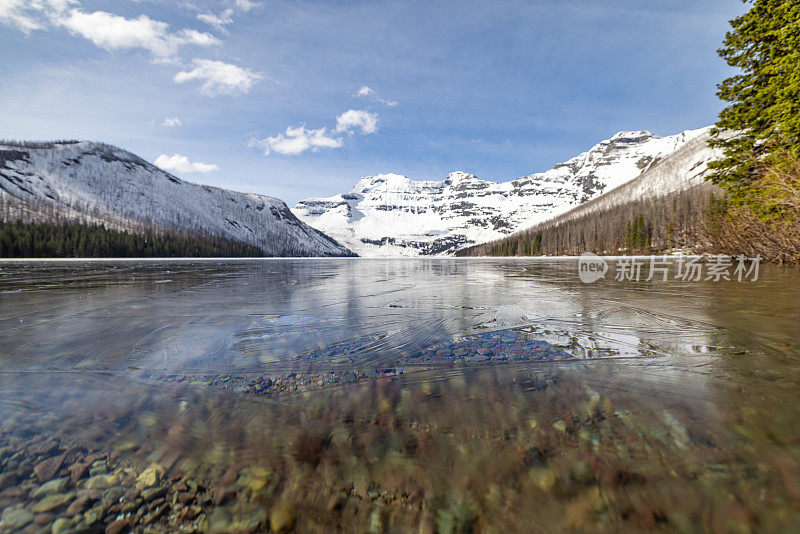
[[0, 0, 747, 204]]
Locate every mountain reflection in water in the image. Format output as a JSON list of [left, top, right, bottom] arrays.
[[0, 258, 798, 532]]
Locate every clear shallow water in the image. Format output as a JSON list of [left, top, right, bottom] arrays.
[[1, 258, 799, 532]]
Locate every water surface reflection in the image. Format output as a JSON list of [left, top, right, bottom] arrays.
[[0, 259, 798, 532]]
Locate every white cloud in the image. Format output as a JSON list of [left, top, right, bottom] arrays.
[[54, 9, 218, 61], [0, 1, 219, 62], [355, 85, 398, 106], [251, 126, 343, 156], [1, 1, 263, 98], [162, 117, 181, 127], [356, 85, 375, 97], [0, 0, 45, 34], [252, 108, 379, 157], [154, 153, 218, 174], [174, 59, 262, 96], [45, 0, 76, 12], [196, 0, 255, 30], [235, 0, 259, 12], [336, 109, 378, 134], [197, 9, 233, 31]]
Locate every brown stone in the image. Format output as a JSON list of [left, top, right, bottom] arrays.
[[222, 466, 239, 485], [0, 486, 28, 499], [34, 513, 56, 526], [15, 462, 33, 480], [141, 503, 168, 525], [84, 452, 106, 465], [77, 488, 105, 501], [105, 518, 130, 534], [179, 506, 201, 520], [65, 496, 90, 517], [177, 491, 195, 505], [28, 440, 59, 455], [34, 454, 66, 483], [140, 486, 167, 502], [69, 462, 89, 485], [212, 485, 236, 506], [0, 472, 19, 491], [63, 447, 87, 465]]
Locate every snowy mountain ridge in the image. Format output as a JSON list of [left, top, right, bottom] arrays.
[[0, 141, 353, 257], [292, 127, 711, 256], [541, 127, 722, 223]]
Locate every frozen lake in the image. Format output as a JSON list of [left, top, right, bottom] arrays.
[[1, 258, 799, 532]]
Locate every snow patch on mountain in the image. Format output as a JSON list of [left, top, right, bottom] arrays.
[[293, 127, 711, 256], [541, 128, 722, 224], [0, 141, 353, 257]]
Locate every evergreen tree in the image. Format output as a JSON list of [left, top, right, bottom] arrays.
[[0, 220, 266, 258], [709, 0, 800, 208]]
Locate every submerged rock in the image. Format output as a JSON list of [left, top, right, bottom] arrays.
[[85, 474, 117, 489], [31, 477, 69, 498], [51, 517, 73, 534], [343, 371, 358, 383], [552, 420, 567, 433], [135, 463, 164, 490], [1, 507, 33, 529], [33, 454, 65, 483], [269, 502, 295, 532], [0, 472, 18, 491], [31, 492, 74, 513], [105, 518, 131, 534]]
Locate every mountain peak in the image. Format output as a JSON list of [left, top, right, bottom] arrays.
[[353, 173, 412, 191], [608, 131, 657, 144], [293, 126, 710, 257], [0, 140, 353, 257], [445, 171, 478, 184]]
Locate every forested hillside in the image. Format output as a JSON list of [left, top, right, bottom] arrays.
[[0, 189, 271, 257], [461, 0, 800, 264], [457, 185, 718, 257], [0, 220, 265, 258], [457, 128, 725, 257], [0, 140, 353, 257]]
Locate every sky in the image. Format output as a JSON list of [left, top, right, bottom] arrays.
[[0, 0, 749, 205]]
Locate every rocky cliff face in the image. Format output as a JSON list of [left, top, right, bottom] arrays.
[[0, 141, 353, 257], [293, 127, 710, 256]]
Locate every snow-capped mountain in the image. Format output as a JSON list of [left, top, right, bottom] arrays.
[[293, 127, 710, 256], [551, 127, 722, 221], [0, 141, 352, 257]]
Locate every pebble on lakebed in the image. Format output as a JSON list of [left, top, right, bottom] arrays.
[[0, 332, 794, 532], [0, 431, 218, 533], [151, 329, 574, 401]]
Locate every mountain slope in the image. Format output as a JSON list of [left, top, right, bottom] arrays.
[[456, 128, 724, 257], [292, 127, 710, 256], [0, 141, 353, 257], [540, 128, 720, 222]]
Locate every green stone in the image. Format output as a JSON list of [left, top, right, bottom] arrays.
[[31, 492, 75, 513]]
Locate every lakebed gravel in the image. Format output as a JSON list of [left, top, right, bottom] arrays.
[[3, 353, 798, 533]]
